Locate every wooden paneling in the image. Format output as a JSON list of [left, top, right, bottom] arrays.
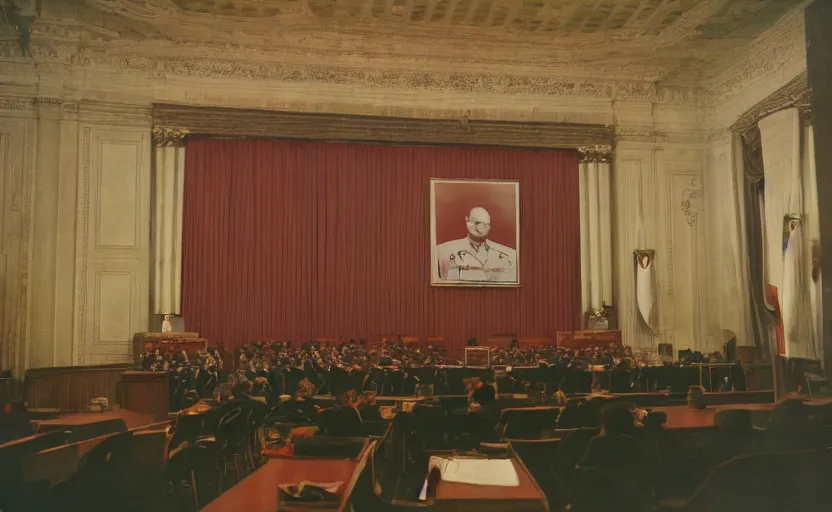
[[24, 364, 130, 411]]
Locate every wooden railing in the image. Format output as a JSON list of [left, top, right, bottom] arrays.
[[24, 364, 130, 411]]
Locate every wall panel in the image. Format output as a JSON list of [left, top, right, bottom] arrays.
[[75, 126, 150, 365], [0, 114, 35, 377]]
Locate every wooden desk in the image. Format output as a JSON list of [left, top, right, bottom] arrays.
[[34, 411, 161, 441], [202, 441, 374, 512], [120, 371, 170, 414], [432, 458, 547, 512]]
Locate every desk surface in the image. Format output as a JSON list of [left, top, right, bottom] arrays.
[[203, 443, 372, 512], [35, 410, 159, 430], [434, 458, 543, 502]]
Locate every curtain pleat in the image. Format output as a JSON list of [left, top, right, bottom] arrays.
[[740, 129, 776, 358], [182, 139, 580, 350]]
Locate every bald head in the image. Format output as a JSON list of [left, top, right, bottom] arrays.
[[466, 207, 492, 241]]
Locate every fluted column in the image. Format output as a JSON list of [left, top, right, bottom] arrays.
[[153, 127, 188, 315], [578, 145, 613, 321]]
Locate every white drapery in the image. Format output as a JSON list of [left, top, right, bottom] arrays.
[[635, 250, 656, 332], [578, 146, 613, 316], [153, 128, 187, 315], [758, 108, 820, 361]]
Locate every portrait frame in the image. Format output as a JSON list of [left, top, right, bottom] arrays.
[[429, 178, 520, 287]]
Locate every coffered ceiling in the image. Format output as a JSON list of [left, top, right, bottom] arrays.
[[18, 0, 810, 91]]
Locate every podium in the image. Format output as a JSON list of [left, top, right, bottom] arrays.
[[132, 332, 207, 364], [119, 371, 169, 415]]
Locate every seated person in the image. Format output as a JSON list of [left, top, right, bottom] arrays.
[[357, 391, 383, 422], [765, 398, 820, 451], [318, 390, 364, 437], [574, 402, 654, 512], [469, 378, 497, 407], [270, 378, 320, 425], [0, 400, 34, 444]]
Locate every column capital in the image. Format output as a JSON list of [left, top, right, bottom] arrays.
[[153, 126, 190, 147], [578, 144, 613, 163]]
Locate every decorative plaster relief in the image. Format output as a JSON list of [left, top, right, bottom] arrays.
[[681, 178, 703, 227]]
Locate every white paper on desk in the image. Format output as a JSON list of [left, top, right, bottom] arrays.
[[428, 457, 520, 487]]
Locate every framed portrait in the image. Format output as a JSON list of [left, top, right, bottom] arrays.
[[429, 178, 520, 287]]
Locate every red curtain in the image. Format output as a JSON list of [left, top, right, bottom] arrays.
[[182, 138, 580, 349]]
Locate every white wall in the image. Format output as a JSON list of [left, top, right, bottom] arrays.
[[0, 101, 151, 374], [701, 8, 808, 352]]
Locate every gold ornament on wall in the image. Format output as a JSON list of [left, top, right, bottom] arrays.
[[153, 126, 190, 147]]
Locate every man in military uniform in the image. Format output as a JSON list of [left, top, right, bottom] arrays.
[[436, 206, 517, 282]]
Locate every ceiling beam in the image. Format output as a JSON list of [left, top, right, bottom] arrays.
[[483, 0, 501, 26], [462, 0, 480, 24], [443, 0, 460, 24], [642, 0, 674, 32], [623, 0, 652, 29], [403, 0, 415, 21], [577, 0, 606, 32], [599, 0, 630, 30], [361, 0, 375, 18], [535, 1, 581, 33], [502, 0, 521, 28], [424, 0, 440, 23]]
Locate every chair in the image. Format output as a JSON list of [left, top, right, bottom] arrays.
[[499, 407, 559, 440], [659, 448, 832, 512], [658, 343, 674, 362], [195, 403, 249, 493], [319, 407, 365, 437], [51, 432, 135, 512], [509, 439, 562, 508]]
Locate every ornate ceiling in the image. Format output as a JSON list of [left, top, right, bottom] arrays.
[[1, 0, 810, 102]]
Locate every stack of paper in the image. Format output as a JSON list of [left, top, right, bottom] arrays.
[[429, 457, 520, 486]]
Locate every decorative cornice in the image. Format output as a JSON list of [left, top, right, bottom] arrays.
[[153, 126, 190, 147], [0, 97, 35, 110], [0, 37, 707, 106], [705, 7, 807, 107], [730, 73, 809, 133], [578, 144, 613, 163]]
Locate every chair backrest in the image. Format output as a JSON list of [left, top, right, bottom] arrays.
[[51, 431, 136, 512], [319, 407, 365, 437], [682, 450, 824, 512], [500, 407, 560, 439], [658, 343, 674, 361], [214, 403, 247, 453]]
